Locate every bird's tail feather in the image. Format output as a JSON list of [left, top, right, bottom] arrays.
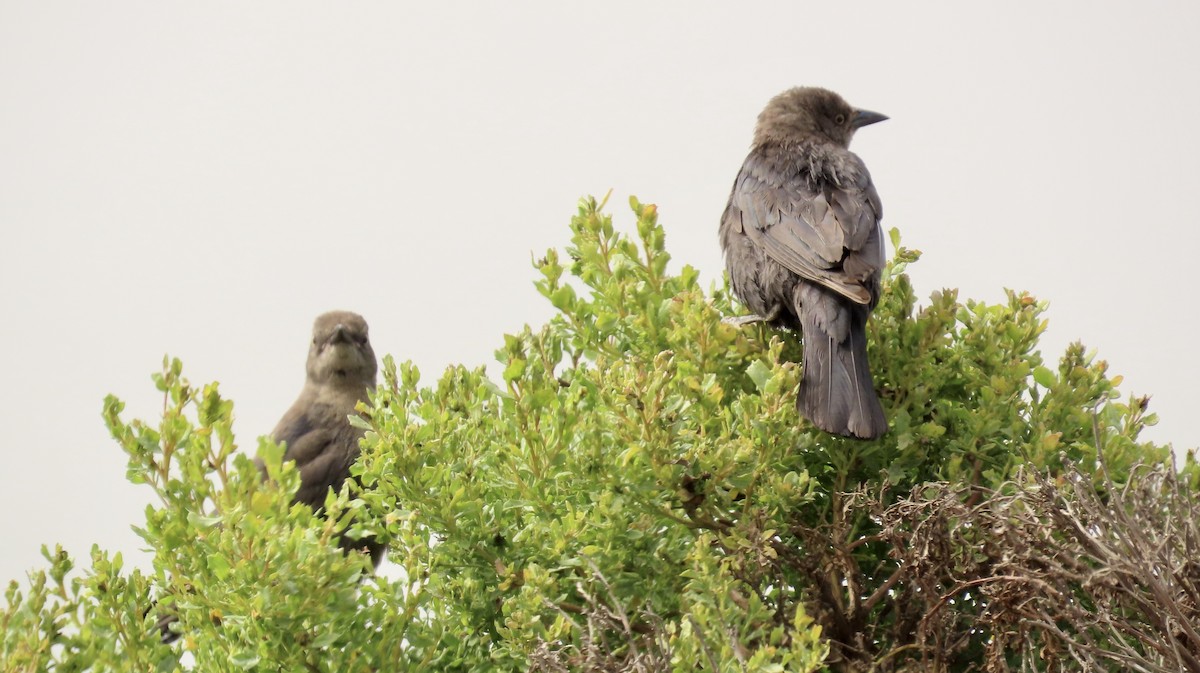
[[797, 312, 886, 439]]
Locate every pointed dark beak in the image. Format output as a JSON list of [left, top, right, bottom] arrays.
[[852, 109, 889, 129], [329, 324, 350, 344]]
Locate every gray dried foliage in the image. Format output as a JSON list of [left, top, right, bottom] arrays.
[[857, 449, 1200, 672]]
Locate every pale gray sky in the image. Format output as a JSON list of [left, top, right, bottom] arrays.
[[2, 2, 1198, 584]]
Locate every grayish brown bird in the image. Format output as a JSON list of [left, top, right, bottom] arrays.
[[720, 87, 888, 439], [157, 311, 382, 643], [257, 309, 385, 566]]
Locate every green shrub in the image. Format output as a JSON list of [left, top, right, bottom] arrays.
[[2, 195, 1171, 672]]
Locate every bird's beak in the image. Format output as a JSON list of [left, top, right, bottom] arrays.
[[852, 109, 889, 129], [330, 325, 350, 344]]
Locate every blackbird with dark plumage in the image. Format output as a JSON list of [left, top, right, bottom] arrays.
[[720, 87, 888, 439], [256, 309, 385, 566]]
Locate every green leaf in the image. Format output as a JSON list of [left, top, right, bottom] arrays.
[[1033, 365, 1056, 389], [207, 554, 231, 580], [746, 359, 772, 392], [230, 651, 260, 669], [186, 511, 223, 528], [312, 629, 340, 648], [503, 358, 526, 382]]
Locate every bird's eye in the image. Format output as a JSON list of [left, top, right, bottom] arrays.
[[834, 114, 846, 125]]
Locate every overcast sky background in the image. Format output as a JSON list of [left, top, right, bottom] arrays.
[[2, 2, 1198, 584]]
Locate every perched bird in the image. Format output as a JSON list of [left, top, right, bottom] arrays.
[[257, 309, 385, 566], [157, 311, 382, 643], [720, 87, 888, 439]]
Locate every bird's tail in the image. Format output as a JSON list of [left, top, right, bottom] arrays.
[[797, 310, 887, 439]]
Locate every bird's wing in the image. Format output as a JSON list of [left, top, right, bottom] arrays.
[[291, 446, 349, 510], [727, 148, 883, 305], [266, 401, 348, 510]]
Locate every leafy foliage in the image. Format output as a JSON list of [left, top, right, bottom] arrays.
[[1, 195, 1178, 672]]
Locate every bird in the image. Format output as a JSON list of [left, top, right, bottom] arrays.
[[720, 86, 888, 439], [257, 309, 385, 566], [157, 311, 382, 643]]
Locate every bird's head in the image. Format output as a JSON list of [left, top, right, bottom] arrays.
[[305, 310, 377, 388], [753, 87, 887, 149]]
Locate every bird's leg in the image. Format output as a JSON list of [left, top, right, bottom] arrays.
[[722, 304, 781, 326]]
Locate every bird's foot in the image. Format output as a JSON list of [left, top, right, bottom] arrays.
[[722, 314, 768, 326], [722, 306, 780, 326]]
